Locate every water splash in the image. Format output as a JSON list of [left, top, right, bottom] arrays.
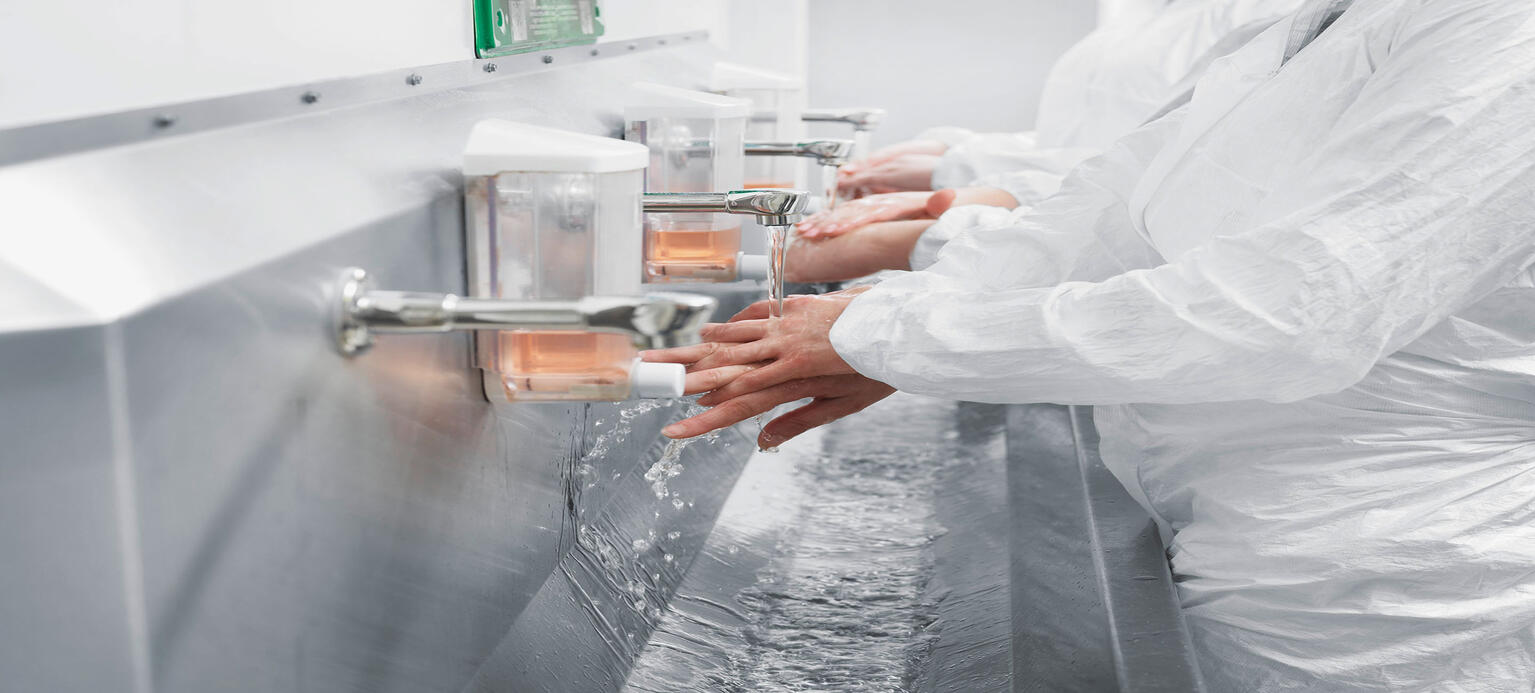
[[624, 395, 972, 692]]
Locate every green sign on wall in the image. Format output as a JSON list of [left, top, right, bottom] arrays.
[[474, 0, 604, 58]]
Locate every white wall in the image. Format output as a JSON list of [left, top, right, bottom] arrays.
[[0, 1, 753, 130], [603, 0, 730, 43], [805, 0, 1097, 147]]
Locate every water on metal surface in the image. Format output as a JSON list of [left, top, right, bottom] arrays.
[[624, 394, 1011, 692]]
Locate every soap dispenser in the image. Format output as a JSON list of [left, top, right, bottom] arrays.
[[462, 120, 694, 402], [624, 83, 754, 283]]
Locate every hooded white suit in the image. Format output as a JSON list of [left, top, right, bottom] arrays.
[[912, 0, 1307, 269], [832, 1, 1535, 689], [925, 0, 1305, 207]]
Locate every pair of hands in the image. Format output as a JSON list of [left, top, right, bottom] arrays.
[[836, 139, 948, 200], [644, 289, 896, 449]]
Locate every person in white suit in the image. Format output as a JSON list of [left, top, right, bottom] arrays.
[[649, 1, 1535, 689]]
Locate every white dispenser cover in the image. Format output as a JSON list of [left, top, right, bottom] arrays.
[[463, 120, 649, 176], [625, 83, 751, 121], [710, 62, 804, 92]]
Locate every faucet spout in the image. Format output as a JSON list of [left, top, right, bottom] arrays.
[[744, 139, 855, 167], [788, 108, 887, 131], [643, 189, 810, 226], [336, 269, 717, 355]]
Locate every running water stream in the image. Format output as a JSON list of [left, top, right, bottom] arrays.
[[822, 163, 840, 211], [766, 224, 789, 318]]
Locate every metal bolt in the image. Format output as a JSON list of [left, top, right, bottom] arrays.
[[152, 114, 177, 129], [541, 55, 553, 64], [405, 73, 423, 86], [483, 62, 498, 73], [590, 48, 600, 56], [301, 91, 320, 104]]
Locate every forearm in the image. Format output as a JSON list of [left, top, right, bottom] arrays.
[[948, 186, 1020, 210], [785, 220, 932, 282]]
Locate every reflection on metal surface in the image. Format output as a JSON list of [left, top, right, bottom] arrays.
[[642, 189, 810, 227], [335, 268, 716, 355], [1006, 404, 1205, 692]]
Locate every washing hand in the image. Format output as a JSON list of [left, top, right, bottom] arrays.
[[837, 154, 942, 198], [642, 288, 895, 448], [797, 192, 938, 239]]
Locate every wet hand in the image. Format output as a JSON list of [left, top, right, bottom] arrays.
[[675, 374, 895, 449], [642, 288, 891, 444], [838, 154, 941, 198], [797, 192, 934, 239]]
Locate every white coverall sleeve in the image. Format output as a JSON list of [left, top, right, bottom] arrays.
[[929, 131, 1098, 205], [912, 126, 978, 148], [834, 14, 1535, 406], [908, 112, 1181, 273]]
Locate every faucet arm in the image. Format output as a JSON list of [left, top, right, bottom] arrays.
[[643, 189, 811, 226], [744, 139, 855, 167], [336, 269, 716, 354], [797, 108, 887, 131]]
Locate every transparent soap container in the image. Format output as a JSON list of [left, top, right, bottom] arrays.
[[712, 61, 808, 190], [625, 83, 751, 283], [463, 120, 685, 402]]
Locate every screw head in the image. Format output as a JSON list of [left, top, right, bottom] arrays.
[[301, 91, 320, 104], [152, 114, 177, 129], [590, 48, 600, 56], [541, 55, 553, 64], [483, 62, 498, 73], [405, 73, 423, 86]]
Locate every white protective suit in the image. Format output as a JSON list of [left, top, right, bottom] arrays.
[[925, 0, 1302, 204], [913, 0, 1303, 269], [831, 1, 1535, 690]]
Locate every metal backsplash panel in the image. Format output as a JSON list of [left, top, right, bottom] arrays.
[[0, 39, 759, 693]]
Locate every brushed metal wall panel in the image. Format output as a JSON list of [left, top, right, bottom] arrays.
[[0, 41, 768, 693]]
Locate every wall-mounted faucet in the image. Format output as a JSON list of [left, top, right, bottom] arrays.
[[331, 120, 722, 403], [743, 139, 855, 168], [335, 268, 715, 356], [643, 189, 809, 228], [795, 108, 887, 132]]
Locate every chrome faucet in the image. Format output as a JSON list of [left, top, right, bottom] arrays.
[[335, 268, 716, 355], [758, 108, 887, 132], [643, 189, 810, 227], [743, 139, 855, 167]]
